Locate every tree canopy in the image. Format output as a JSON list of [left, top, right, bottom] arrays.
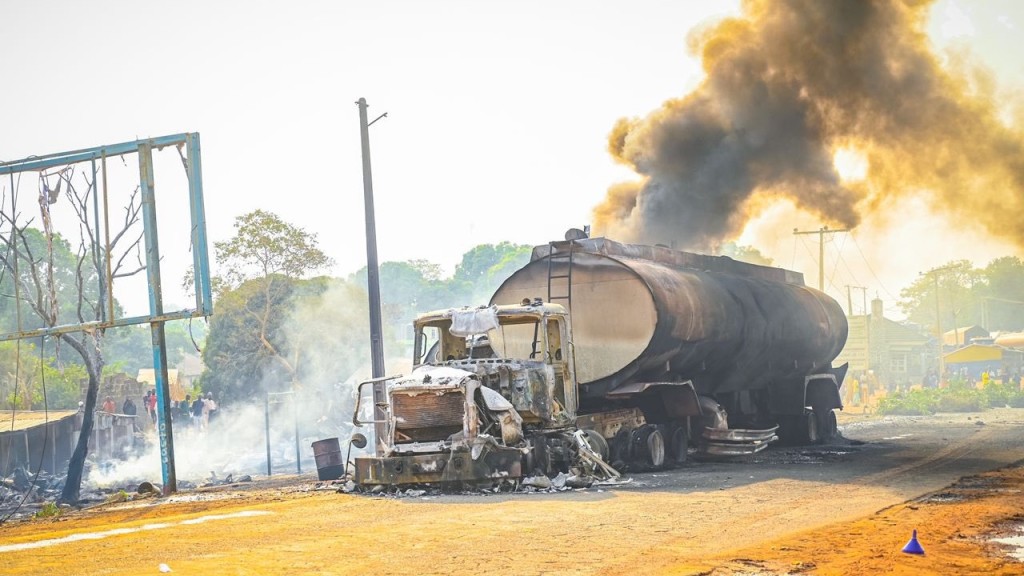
[[899, 257, 1024, 332], [213, 209, 333, 293]]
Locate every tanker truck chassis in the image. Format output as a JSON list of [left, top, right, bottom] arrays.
[[351, 236, 848, 487]]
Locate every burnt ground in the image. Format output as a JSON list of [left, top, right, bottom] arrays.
[[1, 408, 1023, 575]]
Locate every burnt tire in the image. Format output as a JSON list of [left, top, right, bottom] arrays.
[[668, 423, 689, 464], [811, 407, 837, 444], [646, 428, 666, 468], [580, 428, 610, 462], [805, 410, 820, 445]]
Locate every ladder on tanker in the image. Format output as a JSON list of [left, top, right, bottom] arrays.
[[546, 240, 575, 311]]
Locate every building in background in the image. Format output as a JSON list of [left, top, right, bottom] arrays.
[[834, 298, 933, 391], [943, 344, 1024, 381], [943, 325, 989, 348]]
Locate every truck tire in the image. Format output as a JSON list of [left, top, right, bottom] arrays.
[[645, 427, 666, 468], [668, 422, 689, 464], [805, 410, 820, 445], [580, 428, 610, 462], [815, 409, 837, 443]]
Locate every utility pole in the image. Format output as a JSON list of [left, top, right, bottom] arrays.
[[357, 97, 388, 454], [793, 226, 849, 291], [921, 265, 957, 378]]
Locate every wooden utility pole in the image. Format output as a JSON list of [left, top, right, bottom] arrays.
[[793, 226, 849, 291], [357, 97, 388, 454]]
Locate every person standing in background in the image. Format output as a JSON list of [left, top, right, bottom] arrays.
[[203, 392, 218, 428], [148, 389, 157, 423], [191, 394, 205, 431], [123, 396, 139, 432], [180, 394, 192, 425]]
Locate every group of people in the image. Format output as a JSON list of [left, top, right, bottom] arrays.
[[97, 390, 219, 433], [178, 392, 218, 432], [142, 390, 159, 423]]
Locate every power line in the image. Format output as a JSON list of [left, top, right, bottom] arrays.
[[827, 233, 850, 291], [848, 232, 899, 302], [793, 226, 850, 291]]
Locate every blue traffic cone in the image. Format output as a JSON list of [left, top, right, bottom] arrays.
[[902, 529, 925, 555]]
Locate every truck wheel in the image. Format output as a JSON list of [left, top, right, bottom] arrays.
[[805, 411, 820, 444], [816, 409, 837, 443], [668, 423, 689, 464], [644, 427, 666, 468], [580, 429, 610, 462]]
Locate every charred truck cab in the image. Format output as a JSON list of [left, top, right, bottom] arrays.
[[353, 302, 584, 486], [352, 236, 849, 487]]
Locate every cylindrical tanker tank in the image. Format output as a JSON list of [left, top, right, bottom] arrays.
[[490, 238, 848, 403]]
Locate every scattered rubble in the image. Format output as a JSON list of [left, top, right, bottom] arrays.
[[332, 466, 630, 498], [0, 463, 256, 523]]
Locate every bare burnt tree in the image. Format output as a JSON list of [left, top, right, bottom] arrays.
[[0, 165, 145, 503]]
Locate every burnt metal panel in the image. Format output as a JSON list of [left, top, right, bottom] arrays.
[[392, 391, 465, 442], [353, 444, 523, 485], [700, 426, 778, 456]]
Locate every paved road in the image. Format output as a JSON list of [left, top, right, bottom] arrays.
[[2, 408, 1022, 576]]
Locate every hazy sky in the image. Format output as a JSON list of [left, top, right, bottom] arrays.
[[2, 0, 1023, 318]]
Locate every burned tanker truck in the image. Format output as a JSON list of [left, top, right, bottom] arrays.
[[352, 234, 848, 486]]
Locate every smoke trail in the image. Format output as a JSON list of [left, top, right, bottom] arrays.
[[593, 0, 1024, 251]]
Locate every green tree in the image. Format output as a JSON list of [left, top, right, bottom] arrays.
[[214, 209, 333, 293], [349, 243, 532, 343], [452, 242, 532, 304], [0, 228, 100, 334], [203, 276, 371, 404], [351, 260, 447, 323], [201, 276, 295, 403], [0, 341, 84, 410], [978, 256, 1024, 331], [201, 211, 333, 400], [102, 320, 206, 377], [899, 260, 982, 333]]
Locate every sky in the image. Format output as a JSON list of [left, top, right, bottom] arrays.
[[2, 0, 1023, 319]]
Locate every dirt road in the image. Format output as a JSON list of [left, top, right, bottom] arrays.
[[1, 408, 1023, 575]]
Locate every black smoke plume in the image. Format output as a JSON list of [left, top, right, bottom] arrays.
[[593, 0, 1024, 252]]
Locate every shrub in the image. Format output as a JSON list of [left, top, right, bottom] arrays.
[[877, 388, 939, 415], [34, 502, 60, 519]]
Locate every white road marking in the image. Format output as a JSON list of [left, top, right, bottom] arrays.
[[0, 510, 272, 553]]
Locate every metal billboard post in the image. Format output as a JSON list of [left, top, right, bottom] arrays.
[[138, 142, 177, 495], [0, 133, 213, 497]]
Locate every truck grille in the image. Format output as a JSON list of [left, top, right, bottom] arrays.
[[392, 390, 465, 442]]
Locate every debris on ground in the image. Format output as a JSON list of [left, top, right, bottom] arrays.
[[0, 461, 258, 523]]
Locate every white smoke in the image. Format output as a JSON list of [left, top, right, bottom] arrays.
[[85, 393, 364, 489]]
